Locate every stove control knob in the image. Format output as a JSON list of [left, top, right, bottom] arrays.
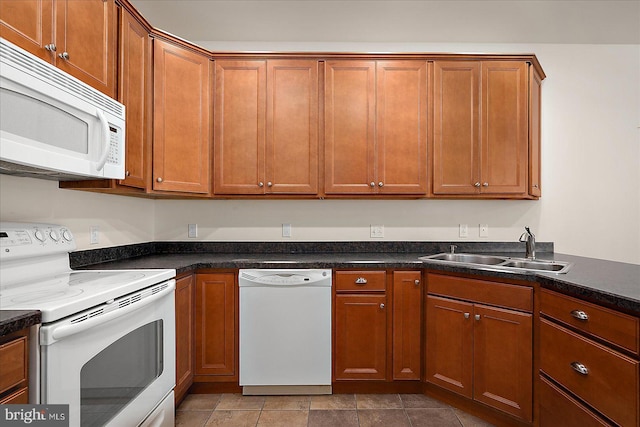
[[62, 229, 73, 242], [34, 229, 46, 242], [49, 230, 60, 241]]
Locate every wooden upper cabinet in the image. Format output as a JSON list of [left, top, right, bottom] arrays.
[[325, 60, 427, 195], [433, 60, 530, 197], [325, 60, 376, 194], [529, 66, 543, 198], [54, 0, 117, 98], [153, 39, 212, 194], [0, 0, 117, 97], [214, 59, 319, 195], [117, 8, 151, 190], [0, 0, 54, 63], [376, 61, 428, 194]]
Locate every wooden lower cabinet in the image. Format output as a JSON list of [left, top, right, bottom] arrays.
[[334, 293, 387, 380], [0, 329, 29, 403], [175, 274, 195, 404], [426, 273, 533, 422], [539, 375, 609, 427], [392, 271, 422, 380], [194, 273, 237, 381]]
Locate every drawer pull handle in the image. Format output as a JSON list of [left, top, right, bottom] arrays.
[[570, 310, 589, 321], [570, 361, 589, 375], [474, 314, 481, 321], [355, 277, 368, 285]]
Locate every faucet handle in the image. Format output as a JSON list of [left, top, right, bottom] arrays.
[[450, 244, 457, 254]]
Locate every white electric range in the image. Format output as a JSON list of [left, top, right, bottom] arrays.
[[0, 222, 176, 427]]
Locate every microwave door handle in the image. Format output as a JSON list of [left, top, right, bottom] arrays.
[[95, 109, 110, 171]]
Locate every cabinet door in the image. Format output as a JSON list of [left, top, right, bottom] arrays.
[[153, 39, 211, 194], [174, 275, 194, 404], [266, 60, 319, 194], [473, 304, 532, 421], [425, 295, 473, 398], [376, 61, 428, 194], [432, 61, 480, 195], [392, 271, 422, 380], [335, 294, 387, 380], [0, 0, 53, 62], [117, 9, 151, 190], [214, 60, 266, 194], [325, 61, 376, 194], [480, 61, 528, 195], [54, 0, 117, 97], [195, 273, 237, 379]]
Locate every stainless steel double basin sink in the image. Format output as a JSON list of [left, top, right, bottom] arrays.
[[419, 252, 572, 274]]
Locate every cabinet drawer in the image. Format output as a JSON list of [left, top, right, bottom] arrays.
[[427, 273, 532, 312], [541, 289, 639, 355], [0, 336, 27, 395], [540, 319, 639, 427], [539, 376, 609, 427], [0, 387, 28, 404], [335, 271, 386, 292]]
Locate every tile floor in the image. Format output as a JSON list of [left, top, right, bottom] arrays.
[[176, 393, 496, 427]]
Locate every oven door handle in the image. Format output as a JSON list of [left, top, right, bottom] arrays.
[[41, 280, 175, 345]]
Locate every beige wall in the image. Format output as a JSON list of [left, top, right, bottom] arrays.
[[1, 45, 638, 262]]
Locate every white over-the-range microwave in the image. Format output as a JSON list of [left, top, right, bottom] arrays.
[[0, 38, 125, 180]]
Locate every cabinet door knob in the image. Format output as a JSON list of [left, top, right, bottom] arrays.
[[474, 182, 481, 187], [533, 184, 539, 188], [380, 303, 385, 309], [267, 182, 273, 187], [44, 43, 57, 52], [355, 277, 368, 285], [378, 182, 384, 187], [370, 182, 375, 188], [474, 314, 481, 321], [125, 170, 130, 177], [570, 310, 589, 321], [58, 52, 70, 60], [156, 177, 163, 183], [482, 182, 489, 187], [258, 182, 264, 187], [570, 361, 589, 375], [464, 312, 470, 319], [414, 279, 420, 286]]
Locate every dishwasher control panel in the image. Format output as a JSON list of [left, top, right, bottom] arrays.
[[239, 269, 331, 286]]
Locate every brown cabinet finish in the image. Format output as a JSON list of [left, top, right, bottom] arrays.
[[153, 39, 212, 194], [1, 0, 117, 97], [540, 288, 639, 355], [335, 270, 386, 292], [117, 8, 151, 190], [214, 59, 319, 195], [334, 293, 388, 380], [426, 295, 474, 397], [325, 60, 376, 194], [0, 0, 54, 62], [432, 61, 530, 197], [325, 60, 428, 195], [539, 376, 609, 427], [529, 66, 543, 197], [0, 329, 28, 403], [392, 271, 422, 380], [540, 318, 639, 427], [473, 304, 532, 421], [195, 273, 237, 380], [175, 274, 195, 404]]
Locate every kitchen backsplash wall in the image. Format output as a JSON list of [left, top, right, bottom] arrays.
[[1, 43, 638, 265]]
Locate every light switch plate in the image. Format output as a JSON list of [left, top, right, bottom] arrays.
[[90, 226, 99, 244], [188, 224, 197, 238], [459, 224, 468, 238], [370, 225, 384, 238], [282, 223, 292, 237], [480, 224, 489, 237]]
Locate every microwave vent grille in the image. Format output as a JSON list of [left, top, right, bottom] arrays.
[[0, 39, 123, 119]]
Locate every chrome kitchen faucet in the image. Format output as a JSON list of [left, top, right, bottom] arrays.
[[519, 226, 536, 259]]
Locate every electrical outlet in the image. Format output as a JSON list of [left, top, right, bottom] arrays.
[[282, 223, 292, 237], [188, 224, 197, 238], [90, 226, 99, 244], [479, 224, 489, 237], [459, 224, 468, 238], [370, 225, 384, 238]]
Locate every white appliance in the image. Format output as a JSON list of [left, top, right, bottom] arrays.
[[0, 222, 175, 427], [239, 269, 332, 395], [0, 38, 125, 181]]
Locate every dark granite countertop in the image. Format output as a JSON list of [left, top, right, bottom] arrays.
[[72, 242, 640, 316], [0, 310, 41, 337]]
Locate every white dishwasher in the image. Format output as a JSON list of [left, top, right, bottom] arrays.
[[239, 269, 332, 395]]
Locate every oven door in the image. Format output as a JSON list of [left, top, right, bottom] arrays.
[[38, 280, 175, 427]]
